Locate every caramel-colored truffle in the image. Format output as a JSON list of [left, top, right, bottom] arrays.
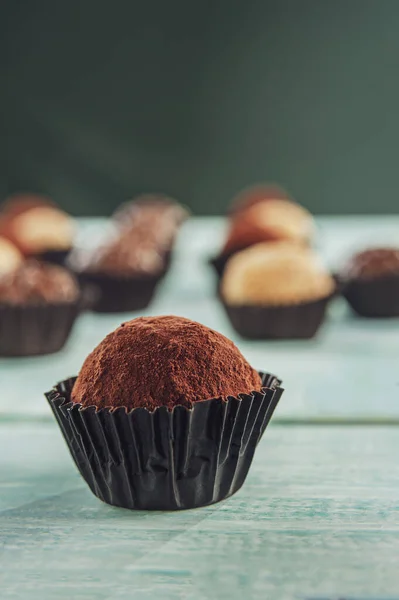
[[221, 242, 335, 306], [1, 193, 54, 217], [221, 199, 314, 256], [72, 316, 262, 411], [228, 184, 290, 216]]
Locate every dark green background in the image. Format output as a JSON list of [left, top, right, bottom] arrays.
[[1, 0, 399, 216]]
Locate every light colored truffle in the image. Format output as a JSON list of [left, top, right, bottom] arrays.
[[221, 242, 335, 306], [11, 206, 74, 253], [0, 237, 23, 276]]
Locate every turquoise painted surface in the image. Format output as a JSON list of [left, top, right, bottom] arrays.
[[0, 424, 398, 599]]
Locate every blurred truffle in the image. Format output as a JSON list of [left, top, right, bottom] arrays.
[[341, 248, 399, 317], [222, 242, 334, 306], [228, 184, 290, 216], [0, 201, 74, 257], [0, 261, 79, 305], [220, 243, 334, 339], [222, 199, 314, 258], [0, 261, 81, 356], [71, 230, 165, 277], [1, 193, 54, 217], [69, 230, 167, 312], [342, 248, 399, 280], [113, 194, 189, 251], [0, 236, 23, 276]]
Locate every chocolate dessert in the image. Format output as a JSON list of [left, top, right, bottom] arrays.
[[221, 242, 335, 339], [71, 231, 166, 313], [46, 315, 283, 510], [72, 315, 262, 411], [341, 248, 399, 317], [113, 194, 188, 255], [211, 198, 315, 278], [228, 183, 290, 216], [0, 195, 75, 264], [0, 261, 79, 305], [0, 236, 23, 276], [0, 261, 81, 356]]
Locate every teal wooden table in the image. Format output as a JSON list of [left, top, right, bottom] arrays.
[[0, 217, 399, 599]]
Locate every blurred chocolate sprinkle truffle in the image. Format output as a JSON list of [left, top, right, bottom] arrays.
[[0, 261, 79, 305], [342, 248, 399, 281]]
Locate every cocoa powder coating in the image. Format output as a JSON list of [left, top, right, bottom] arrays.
[[72, 315, 262, 411]]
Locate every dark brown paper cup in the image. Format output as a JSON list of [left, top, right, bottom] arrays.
[[76, 271, 162, 313], [222, 297, 332, 339], [0, 301, 80, 357], [46, 372, 283, 511], [342, 274, 399, 317], [209, 253, 234, 279], [32, 249, 71, 267]]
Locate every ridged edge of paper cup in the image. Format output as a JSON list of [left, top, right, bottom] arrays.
[[32, 249, 72, 267], [222, 296, 332, 339], [45, 372, 283, 511], [75, 271, 162, 313], [342, 273, 399, 317], [0, 300, 80, 357]]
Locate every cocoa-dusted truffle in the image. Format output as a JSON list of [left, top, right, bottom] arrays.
[[221, 198, 314, 257], [343, 248, 399, 281], [0, 261, 79, 304], [72, 315, 262, 411]]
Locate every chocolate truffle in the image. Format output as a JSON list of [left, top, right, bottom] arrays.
[[222, 242, 335, 306], [343, 248, 399, 280], [221, 199, 314, 257], [71, 315, 262, 411], [0, 236, 23, 276], [72, 231, 165, 277], [340, 248, 399, 317], [113, 194, 189, 251], [0, 261, 79, 305]]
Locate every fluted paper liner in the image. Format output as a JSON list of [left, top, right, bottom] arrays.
[[46, 372, 283, 511], [222, 297, 332, 340], [76, 271, 162, 313], [33, 249, 71, 267], [0, 300, 81, 357], [209, 253, 233, 279], [341, 273, 399, 317]]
